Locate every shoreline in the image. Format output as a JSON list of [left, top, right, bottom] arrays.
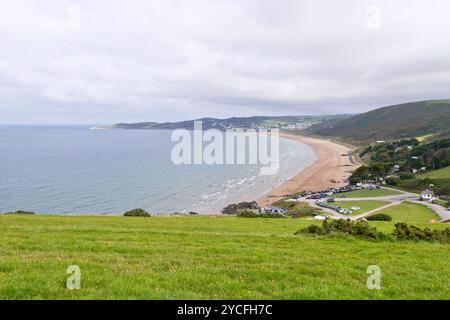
[[256, 133, 359, 207]]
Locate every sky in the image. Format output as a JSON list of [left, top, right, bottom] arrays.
[[0, 0, 450, 124]]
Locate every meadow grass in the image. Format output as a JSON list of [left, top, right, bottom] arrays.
[[333, 200, 391, 216], [417, 166, 450, 179], [332, 188, 403, 198], [0, 214, 449, 300], [369, 202, 440, 225]]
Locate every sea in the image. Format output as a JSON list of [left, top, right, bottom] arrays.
[[0, 125, 317, 214]]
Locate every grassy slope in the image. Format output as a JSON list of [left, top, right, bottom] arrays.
[[397, 167, 450, 195], [309, 100, 450, 143], [0, 214, 449, 300], [417, 166, 450, 179], [370, 202, 440, 225], [333, 200, 391, 216], [332, 188, 403, 198]]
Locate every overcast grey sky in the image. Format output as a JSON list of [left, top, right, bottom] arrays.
[[1, 0, 449, 124]]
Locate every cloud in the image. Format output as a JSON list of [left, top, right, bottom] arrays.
[[0, 0, 449, 123]]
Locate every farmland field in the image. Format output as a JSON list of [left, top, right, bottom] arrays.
[[0, 214, 449, 300], [368, 202, 440, 225]]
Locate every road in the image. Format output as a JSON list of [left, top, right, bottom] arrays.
[[303, 187, 450, 222]]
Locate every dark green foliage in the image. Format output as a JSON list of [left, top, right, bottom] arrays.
[[123, 208, 151, 217], [295, 219, 381, 239], [399, 172, 414, 180], [385, 177, 400, 186], [350, 137, 450, 192], [308, 100, 450, 143], [237, 211, 260, 218], [366, 214, 392, 221], [349, 164, 388, 183], [3, 211, 35, 215], [393, 223, 450, 243], [349, 166, 369, 184], [296, 220, 450, 243], [395, 177, 450, 196], [237, 211, 286, 218]]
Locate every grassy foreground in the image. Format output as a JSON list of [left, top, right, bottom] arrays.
[[0, 214, 449, 300]]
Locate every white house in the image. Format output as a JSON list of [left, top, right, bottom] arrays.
[[420, 190, 435, 201]]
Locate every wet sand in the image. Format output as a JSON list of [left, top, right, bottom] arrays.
[[256, 133, 359, 207]]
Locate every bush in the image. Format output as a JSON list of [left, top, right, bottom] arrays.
[[296, 219, 380, 239], [295, 224, 325, 236], [4, 210, 35, 215], [399, 172, 415, 180], [296, 221, 450, 243], [237, 211, 287, 218], [385, 177, 400, 186], [237, 211, 260, 218], [393, 223, 450, 243], [366, 214, 392, 221], [123, 208, 151, 217]]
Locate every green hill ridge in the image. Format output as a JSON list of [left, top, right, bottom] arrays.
[[308, 100, 450, 143]]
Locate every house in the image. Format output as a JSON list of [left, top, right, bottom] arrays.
[[262, 205, 287, 214], [420, 190, 434, 201]]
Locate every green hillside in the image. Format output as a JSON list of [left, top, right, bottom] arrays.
[[418, 166, 450, 179], [309, 100, 450, 143], [0, 214, 448, 299]]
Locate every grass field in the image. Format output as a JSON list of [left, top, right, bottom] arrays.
[[333, 200, 391, 216], [396, 167, 450, 195], [368, 202, 440, 225], [0, 214, 449, 300], [332, 188, 403, 198], [417, 166, 450, 179]]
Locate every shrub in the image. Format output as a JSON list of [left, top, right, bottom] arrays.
[[393, 223, 450, 243], [366, 213, 392, 221], [295, 224, 325, 236], [296, 221, 450, 243], [296, 219, 381, 239], [385, 177, 400, 186], [123, 208, 151, 217], [399, 172, 415, 180], [237, 211, 286, 218], [4, 210, 35, 215], [237, 211, 260, 218]]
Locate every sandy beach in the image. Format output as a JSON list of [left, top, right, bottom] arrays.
[[256, 133, 359, 207]]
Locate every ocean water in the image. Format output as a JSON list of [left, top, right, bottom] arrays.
[[0, 126, 316, 214]]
